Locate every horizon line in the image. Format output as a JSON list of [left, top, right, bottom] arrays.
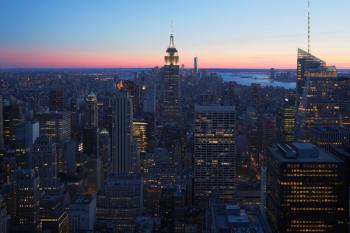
[[1, 66, 350, 71]]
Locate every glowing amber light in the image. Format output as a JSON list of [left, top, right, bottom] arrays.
[[117, 80, 124, 90]]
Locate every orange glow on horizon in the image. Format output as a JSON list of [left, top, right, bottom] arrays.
[[0, 48, 348, 69]]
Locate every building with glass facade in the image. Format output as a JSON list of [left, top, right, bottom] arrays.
[[193, 105, 236, 206]]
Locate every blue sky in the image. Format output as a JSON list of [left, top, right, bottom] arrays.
[[0, 0, 349, 68]]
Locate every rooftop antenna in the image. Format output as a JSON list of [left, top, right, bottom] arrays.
[[308, 0, 311, 54], [171, 20, 174, 35], [169, 20, 175, 48]]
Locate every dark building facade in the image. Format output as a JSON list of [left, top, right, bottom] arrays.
[[162, 34, 182, 126], [266, 143, 346, 233]]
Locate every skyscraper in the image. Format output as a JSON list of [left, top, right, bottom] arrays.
[[132, 118, 148, 154], [84, 93, 102, 193], [162, 34, 182, 125], [85, 156, 102, 195], [96, 175, 143, 232], [260, 113, 277, 154], [69, 195, 96, 233], [194, 57, 199, 74], [85, 92, 98, 128], [122, 80, 142, 116], [266, 143, 346, 233], [112, 86, 134, 175], [310, 125, 350, 152], [49, 89, 64, 112], [3, 103, 24, 148], [0, 95, 4, 150], [39, 194, 69, 233], [296, 49, 339, 140], [13, 168, 42, 233], [82, 127, 99, 155], [99, 129, 111, 180], [0, 195, 9, 233], [15, 121, 39, 155], [35, 112, 71, 143], [35, 111, 71, 173], [32, 136, 58, 191], [276, 96, 296, 143], [193, 105, 236, 206]]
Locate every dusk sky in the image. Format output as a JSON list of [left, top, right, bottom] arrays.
[[0, 0, 349, 69]]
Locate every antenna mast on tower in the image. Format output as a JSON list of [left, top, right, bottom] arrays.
[[308, 0, 311, 54]]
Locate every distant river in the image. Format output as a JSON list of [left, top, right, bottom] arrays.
[[219, 72, 296, 89]]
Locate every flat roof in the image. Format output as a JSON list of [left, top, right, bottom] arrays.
[[195, 105, 235, 113], [269, 143, 342, 163], [74, 195, 95, 204]]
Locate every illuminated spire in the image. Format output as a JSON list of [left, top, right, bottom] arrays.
[[165, 34, 179, 65], [169, 34, 175, 48], [308, 0, 311, 54]]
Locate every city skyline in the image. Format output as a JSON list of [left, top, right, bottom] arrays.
[[1, 0, 350, 69]]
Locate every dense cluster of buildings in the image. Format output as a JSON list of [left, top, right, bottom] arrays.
[[0, 32, 350, 233]]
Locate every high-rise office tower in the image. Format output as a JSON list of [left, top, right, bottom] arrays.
[[85, 92, 98, 128], [310, 125, 350, 152], [15, 121, 39, 154], [83, 127, 99, 155], [3, 103, 24, 148], [1, 156, 17, 184], [142, 86, 156, 152], [132, 118, 148, 155], [96, 175, 143, 232], [163, 34, 182, 125], [332, 143, 350, 231], [69, 195, 96, 233], [276, 96, 296, 143], [99, 129, 111, 180], [32, 136, 58, 191], [39, 195, 69, 233], [296, 49, 332, 99], [296, 49, 339, 140], [70, 97, 79, 140], [260, 113, 277, 154], [13, 168, 42, 233], [112, 86, 134, 175], [15, 121, 39, 168], [0, 95, 4, 150], [83, 94, 100, 178], [64, 141, 77, 176], [337, 77, 350, 126], [49, 89, 64, 112], [0, 195, 9, 233], [194, 57, 199, 74], [246, 106, 259, 158], [85, 156, 102, 195], [35, 112, 71, 143], [35, 112, 71, 172], [122, 80, 142, 116], [266, 143, 346, 233], [251, 84, 262, 113], [193, 105, 236, 206]]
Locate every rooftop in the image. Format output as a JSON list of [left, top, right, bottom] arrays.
[[210, 200, 266, 233], [269, 143, 342, 163], [312, 125, 350, 133], [195, 105, 235, 113], [73, 195, 95, 205]]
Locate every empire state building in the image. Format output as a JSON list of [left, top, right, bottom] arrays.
[[162, 34, 182, 125]]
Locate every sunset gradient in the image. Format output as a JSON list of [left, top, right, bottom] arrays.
[[0, 0, 349, 69]]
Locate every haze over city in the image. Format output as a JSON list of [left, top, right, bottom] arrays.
[[1, 0, 350, 68]]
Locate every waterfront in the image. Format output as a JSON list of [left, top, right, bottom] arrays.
[[219, 71, 296, 89]]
